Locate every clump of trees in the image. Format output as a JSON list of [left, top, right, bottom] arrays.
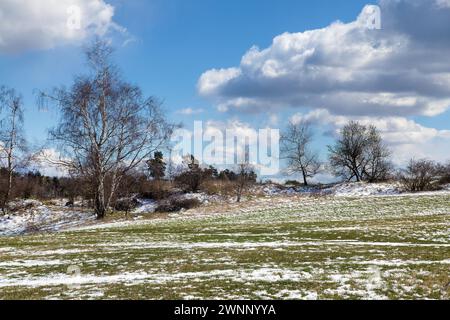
[[174, 155, 215, 192], [0, 170, 88, 203], [173, 154, 257, 202], [328, 121, 392, 182], [326, 121, 450, 192]]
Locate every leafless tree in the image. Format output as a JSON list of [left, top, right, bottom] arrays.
[[398, 159, 438, 192], [234, 149, 257, 203], [39, 41, 174, 219], [358, 125, 393, 182], [165, 158, 177, 183], [234, 162, 256, 202], [328, 121, 391, 182], [0, 86, 29, 213], [281, 121, 320, 186], [435, 161, 450, 185]]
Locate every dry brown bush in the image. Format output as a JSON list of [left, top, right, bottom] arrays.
[[155, 198, 201, 213]]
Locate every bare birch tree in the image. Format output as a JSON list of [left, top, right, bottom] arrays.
[[39, 41, 174, 219], [0, 86, 27, 213], [281, 121, 320, 186]]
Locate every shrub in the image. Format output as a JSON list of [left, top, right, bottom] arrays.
[[399, 159, 439, 192], [114, 197, 139, 212], [436, 162, 450, 185], [200, 180, 235, 196], [200, 180, 221, 195], [155, 198, 201, 213], [138, 180, 172, 200], [285, 180, 302, 186], [175, 170, 207, 193], [174, 155, 219, 193]]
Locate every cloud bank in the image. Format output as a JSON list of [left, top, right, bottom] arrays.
[[199, 0, 450, 117]]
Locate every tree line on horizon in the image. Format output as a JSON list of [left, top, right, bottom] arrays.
[[1, 41, 449, 218]]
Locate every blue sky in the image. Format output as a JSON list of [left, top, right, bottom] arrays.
[[1, 0, 450, 178], [1, 0, 372, 142]]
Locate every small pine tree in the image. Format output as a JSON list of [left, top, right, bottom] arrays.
[[147, 151, 166, 181]]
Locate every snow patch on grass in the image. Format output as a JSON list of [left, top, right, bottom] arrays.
[[0, 204, 95, 236]]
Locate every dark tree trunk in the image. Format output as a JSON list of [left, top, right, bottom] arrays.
[[94, 177, 106, 219], [1, 151, 14, 214], [301, 168, 308, 186]]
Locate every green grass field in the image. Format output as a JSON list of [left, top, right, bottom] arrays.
[[0, 194, 449, 300]]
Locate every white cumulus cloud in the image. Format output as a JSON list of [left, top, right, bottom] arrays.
[[176, 108, 205, 115], [198, 0, 450, 117], [291, 109, 450, 164], [0, 0, 124, 53], [32, 148, 69, 177]]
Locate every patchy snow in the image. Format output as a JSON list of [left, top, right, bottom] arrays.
[[0, 259, 64, 267], [177, 192, 222, 204], [7, 199, 43, 211], [0, 202, 95, 236], [259, 184, 299, 195], [131, 193, 222, 215], [251, 183, 321, 196], [241, 268, 313, 282], [0, 267, 321, 289], [322, 182, 450, 197], [132, 199, 157, 214], [323, 182, 403, 197], [1, 192, 449, 300], [255, 181, 450, 198], [251, 182, 403, 197], [93, 240, 450, 250], [253, 289, 318, 300], [2, 181, 448, 238]]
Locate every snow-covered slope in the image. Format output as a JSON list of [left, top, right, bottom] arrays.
[[132, 199, 157, 214], [323, 182, 403, 197], [0, 200, 95, 236], [254, 182, 404, 197], [2, 182, 450, 237]]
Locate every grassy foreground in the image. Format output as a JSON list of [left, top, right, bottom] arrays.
[[0, 194, 449, 300]]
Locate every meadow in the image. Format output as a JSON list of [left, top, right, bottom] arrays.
[[0, 194, 449, 300]]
